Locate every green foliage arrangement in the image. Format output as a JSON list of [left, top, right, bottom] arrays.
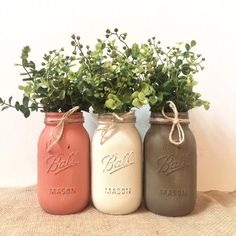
[[0, 46, 90, 117], [0, 28, 209, 117], [71, 28, 156, 114], [141, 38, 210, 112]]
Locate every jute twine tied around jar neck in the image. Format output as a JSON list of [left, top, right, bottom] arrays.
[[97, 112, 134, 145], [46, 106, 80, 152], [150, 101, 190, 145]]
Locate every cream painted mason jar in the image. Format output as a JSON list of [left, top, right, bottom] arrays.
[[91, 112, 142, 215]]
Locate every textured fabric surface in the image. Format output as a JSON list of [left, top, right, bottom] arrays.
[[0, 186, 235, 236]]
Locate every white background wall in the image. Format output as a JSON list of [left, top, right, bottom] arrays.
[[0, 0, 235, 191]]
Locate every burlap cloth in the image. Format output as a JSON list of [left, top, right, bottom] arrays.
[[0, 186, 235, 236]]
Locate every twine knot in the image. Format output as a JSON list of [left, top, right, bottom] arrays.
[[173, 118, 178, 125], [47, 106, 80, 152], [97, 112, 132, 145], [161, 101, 189, 146]]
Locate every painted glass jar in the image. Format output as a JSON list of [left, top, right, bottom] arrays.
[[144, 112, 197, 216], [38, 112, 90, 215], [92, 112, 142, 215]]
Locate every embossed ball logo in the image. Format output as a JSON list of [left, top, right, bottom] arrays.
[[102, 151, 134, 174], [46, 152, 79, 175], [157, 154, 190, 175]]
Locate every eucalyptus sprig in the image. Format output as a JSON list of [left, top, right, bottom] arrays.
[[0, 46, 90, 117]]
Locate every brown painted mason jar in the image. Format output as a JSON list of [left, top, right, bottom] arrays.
[[144, 112, 197, 216]]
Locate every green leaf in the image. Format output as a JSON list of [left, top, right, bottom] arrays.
[[132, 98, 142, 108], [142, 83, 153, 96], [149, 96, 158, 105], [157, 92, 164, 101], [125, 49, 131, 57], [22, 78, 33, 81], [190, 40, 197, 47], [28, 61, 35, 69], [138, 92, 146, 102], [18, 85, 25, 90], [23, 108, 30, 118], [1, 106, 9, 111], [31, 103, 38, 111], [175, 59, 183, 67], [8, 96, 12, 105], [15, 101, 20, 111], [131, 43, 140, 58], [131, 91, 139, 98], [183, 51, 189, 58], [0, 97, 3, 103], [185, 43, 190, 51], [20, 73, 28, 76], [107, 94, 118, 100], [182, 64, 191, 75], [19, 105, 25, 113], [105, 99, 116, 109], [23, 97, 29, 107], [38, 81, 48, 89], [58, 90, 65, 100], [203, 101, 210, 110], [21, 46, 31, 66], [141, 98, 149, 105], [19, 105, 30, 118]]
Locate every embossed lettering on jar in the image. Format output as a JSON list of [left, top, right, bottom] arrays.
[[92, 112, 142, 214], [144, 112, 197, 216], [38, 112, 90, 215]]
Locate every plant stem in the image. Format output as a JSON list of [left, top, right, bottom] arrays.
[[0, 101, 43, 109], [22, 66, 33, 80]]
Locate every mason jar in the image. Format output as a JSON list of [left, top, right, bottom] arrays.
[[91, 112, 142, 215], [38, 112, 90, 215], [144, 112, 197, 216]]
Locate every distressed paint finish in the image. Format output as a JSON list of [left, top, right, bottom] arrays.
[[38, 112, 90, 215], [144, 112, 197, 216], [92, 113, 142, 215]]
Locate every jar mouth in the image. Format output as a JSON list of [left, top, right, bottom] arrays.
[[150, 112, 190, 125], [97, 111, 136, 123], [44, 112, 84, 124], [151, 112, 189, 119]]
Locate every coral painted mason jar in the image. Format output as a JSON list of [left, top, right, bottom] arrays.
[[91, 112, 142, 215], [144, 112, 197, 216], [37, 112, 90, 215]]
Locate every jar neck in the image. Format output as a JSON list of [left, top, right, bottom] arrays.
[[97, 112, 136, 124], [44, 112, 84, 125], [150, 112, 190, 125]]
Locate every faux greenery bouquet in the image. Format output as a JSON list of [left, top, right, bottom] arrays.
[[71, 28, 156, 114], [0, 29, 209, 117], [140, 37, 210, 112], [0, 46, 90, 117]]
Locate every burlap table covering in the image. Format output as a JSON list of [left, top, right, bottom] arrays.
[[0, 186, 235, 236]]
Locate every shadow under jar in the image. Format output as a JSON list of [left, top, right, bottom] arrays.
[[144, 112, 197, 217], [91, 112, 142, 215], [38, 112, 90, 215]]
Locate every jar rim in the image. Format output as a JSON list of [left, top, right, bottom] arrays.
[[97, 111, 136, 123], [44, 112, 84, 124], [151, 112, 189, 119], [150, 112, 190, 125]]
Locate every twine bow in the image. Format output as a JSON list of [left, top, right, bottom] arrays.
[[97, 112, 130, 145], [47, 106, 80, 152], [161, 101, 189, 145]]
